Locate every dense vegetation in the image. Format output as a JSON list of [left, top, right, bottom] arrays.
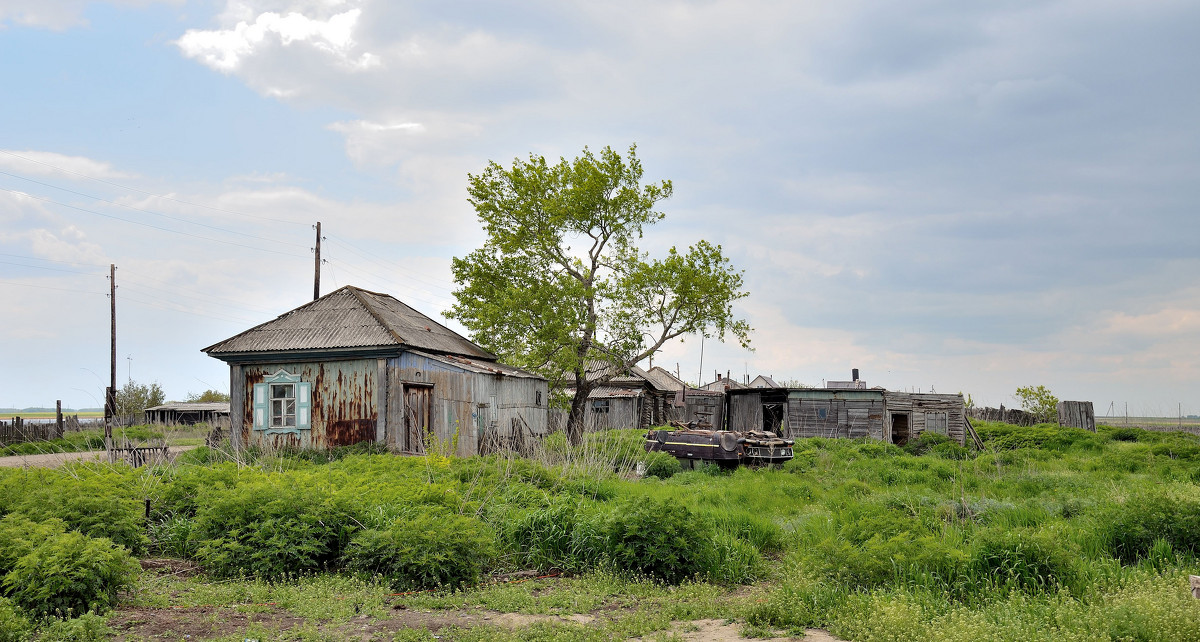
[[0, 421, 1198, 640]]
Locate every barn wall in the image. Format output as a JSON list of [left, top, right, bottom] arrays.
[[884, 392, 966, 445], [586, 396, 641, 431], [729, 392, 763, 432], [787, 390, 885, 440], [241, 358, 377, 450], [387, 353, 547, 456]]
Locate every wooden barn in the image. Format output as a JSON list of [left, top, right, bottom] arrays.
[[727, 386, 967, 445], [144, 402, 229, 426], [202, 286, 547, 455], [555, 363, 724, 432]]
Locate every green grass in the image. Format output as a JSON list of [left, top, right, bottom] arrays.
[[0, 424, 211, 456], [3, 422, 1200, 639]]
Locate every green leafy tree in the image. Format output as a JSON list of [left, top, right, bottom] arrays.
[[114, 380, 165, 417], [1015, 385, 1059, 424], [185, 389, 230, 403], [448, 145, 751, 444]]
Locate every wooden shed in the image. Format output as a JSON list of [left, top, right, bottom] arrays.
[[202, 286, 547, 455], [144, 402, 230, 426], [727, 387, 967, 445]]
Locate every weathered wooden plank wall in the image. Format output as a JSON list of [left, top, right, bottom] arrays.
[[1057, 401, 1096, 432]]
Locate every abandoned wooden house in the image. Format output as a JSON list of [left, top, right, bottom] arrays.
[[555, 363, 724, 432], [144, 402, 230, 426], [727, 384, 968, 445], [202, 286, 547, 455]]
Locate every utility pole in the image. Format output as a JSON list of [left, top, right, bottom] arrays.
[[106, 263, 116, 458], [313, 221, 322, 301]]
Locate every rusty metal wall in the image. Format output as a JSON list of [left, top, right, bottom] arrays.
[[241, 359, 377, 450]]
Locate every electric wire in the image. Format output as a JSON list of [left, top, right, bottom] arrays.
[[0, 149, 307, 226], [0, 187, 306, 258], [324, 235, 458, 293], [0, 169, 309, 249]]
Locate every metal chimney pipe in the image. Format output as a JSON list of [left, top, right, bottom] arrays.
[[852, 368, 859, 382]]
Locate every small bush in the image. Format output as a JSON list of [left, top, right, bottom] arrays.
[[503, 501, 605, 573], [642, 452, 681, 479], [3, 532, 139, 618], [0, 597, 33, 642], [0, 514, 66, 573], [602, 498, 714, 583], [343, 509, 496, 590], [36, 612, 113, 642], [902, 431, 952, 456], [0, 472, 148, 555], [701, 534, 765, 585], [1102, 492, 1200, 563], [190, 481, 355, 579], [967, 528, 1078, 593]]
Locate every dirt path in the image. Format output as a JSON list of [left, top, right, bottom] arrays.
[[0, 445, 197, 468]]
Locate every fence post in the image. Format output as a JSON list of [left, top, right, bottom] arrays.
[[56, 401, 64, 439]]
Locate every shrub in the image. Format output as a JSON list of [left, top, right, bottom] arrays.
[[502, 501, 605, 573], [2, 532, 139, 618], [701, 534, 765, 585], [0, 473, 147, 555], [1102, 492, 1200, 564], [0, 514, 66, 573], [343, 509, 496, 590], [967, 528, 1078, 593], [147, 514, 196, 558], [642, 451, 681, 479], [0, 597, 33, 642], [902, 431, 952, 456], [36, 612, 113, 642], [602, 498, 714, 583], [189, 481, 355, 579]]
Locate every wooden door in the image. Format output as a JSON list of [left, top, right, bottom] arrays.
[[404, 385, 433, 453]]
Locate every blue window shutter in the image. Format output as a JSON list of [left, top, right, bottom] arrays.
[[297, 382, 312, 430], [253, 383, 268, 430]]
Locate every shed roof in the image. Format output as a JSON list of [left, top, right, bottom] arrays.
[[203, 286, 495, 360], [144, 402, 230, 413], [644, 366, 687, 391]]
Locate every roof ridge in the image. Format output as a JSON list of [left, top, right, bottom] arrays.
[[348, 287, 405, 347]]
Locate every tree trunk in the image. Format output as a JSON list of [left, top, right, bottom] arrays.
[[566, 384, 592, 446]]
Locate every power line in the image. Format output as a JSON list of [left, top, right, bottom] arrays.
[[0, 187, 305, 258], [0, 149, 307, 226], [0, 169, 309, 249], [0, 259, 104, 277], [0, 252, 110, 268], [0, 279, 106, 295], [324, 235, 458, 293]]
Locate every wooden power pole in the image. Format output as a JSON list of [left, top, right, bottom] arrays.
[[313, 221, 322, 301], [106, 263, 116, 458]]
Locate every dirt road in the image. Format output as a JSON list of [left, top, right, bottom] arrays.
[[0, 446, 197, 468]]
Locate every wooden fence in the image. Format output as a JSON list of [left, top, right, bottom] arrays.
[[967, 406, 1039, 426]]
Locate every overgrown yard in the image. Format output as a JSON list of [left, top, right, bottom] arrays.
[[2, 422, 1200, 641]]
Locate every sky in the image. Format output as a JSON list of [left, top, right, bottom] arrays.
[[1, 0, 1198, 416]]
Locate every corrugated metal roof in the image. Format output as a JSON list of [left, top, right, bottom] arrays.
[[409, 350, 544, 380], [203, 286, 495, 360], [569, 386, 644, 399], [583, 359, 657, 386], [145, 402, 230, 412], [643, 366, 687, 391]]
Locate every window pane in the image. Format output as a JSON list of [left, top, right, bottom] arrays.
[[285, 399, 295, 415], [285, 415, 296, 427]]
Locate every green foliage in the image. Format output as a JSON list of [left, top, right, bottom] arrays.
[[902, 431, 953, 456], [189, 480, 355, 579], [967, 528, 1079, 593], [183, 389, 230, 403], [502, 500, 606, 574], [114, 380, 165, 417], [602, 498, 714, 584], [975, 422, 1101, 452], [343, 509, 497, 590], [642, 451, 681, 479], [0, 469, 148, 554], [0, 597, 33, 642], [0, 514, 67, 574], [1014, 385, 1059, 424], [35, 612, 113, 642], [2, 531, 138, 618], [1101, 492, 1200, 563], [448, 144, 750, 443]]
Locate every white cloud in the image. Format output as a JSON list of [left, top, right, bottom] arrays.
[[176, 7, 377, 72], [0, 0, 177, 30], [0, 150, 136, 180]]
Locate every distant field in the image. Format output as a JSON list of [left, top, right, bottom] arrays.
[[1098, 416, 1200, 431], [0, 410, 105, 420]]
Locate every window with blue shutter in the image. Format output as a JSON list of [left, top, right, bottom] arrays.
[[256, 370, 309, 435]]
